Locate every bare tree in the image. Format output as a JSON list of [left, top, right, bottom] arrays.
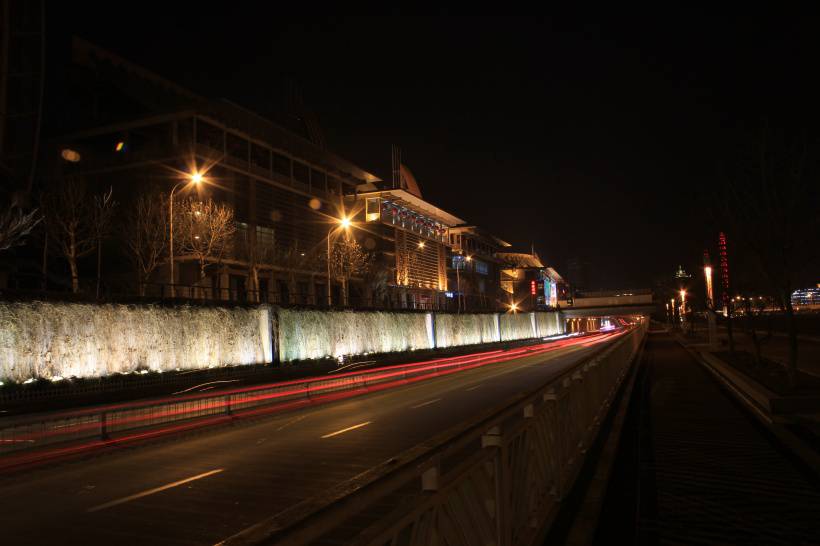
[[174, 197, 235, 290], [93, 188, 117, 298], [0, 204, 41, 252], [41, 177, 115, 293], [718, 128, 820, 386], [125, 192, 168, 296], [329, 235, 371, 306], [243, 225, 276, 302]]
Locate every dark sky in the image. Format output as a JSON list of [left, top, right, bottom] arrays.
[[47, 9, 820, 289]]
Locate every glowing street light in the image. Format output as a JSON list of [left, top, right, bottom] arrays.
[[704, 265, 713, 307], [169, 170, 203, 297], [510, 302, 519, 313]]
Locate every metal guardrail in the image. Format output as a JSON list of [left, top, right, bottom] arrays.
[[0, 339, 575, 469], [220, 323, 647, 546]]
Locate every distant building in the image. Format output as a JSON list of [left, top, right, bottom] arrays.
[[792, 286, 820, 309], [496, 251, 568, 312], [446, 225, 511, 311]]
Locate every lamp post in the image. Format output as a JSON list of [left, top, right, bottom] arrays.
[[168, 172, 202, 297], [327, 216, 351, 306], [704, 265, 714, 307]]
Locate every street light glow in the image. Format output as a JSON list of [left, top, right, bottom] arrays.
[[418, 241, 425, 248], [339, 216, 351, 229], [190, 172, 203, 184]]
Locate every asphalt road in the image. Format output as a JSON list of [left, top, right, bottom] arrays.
[[0, 333, 622, 546]]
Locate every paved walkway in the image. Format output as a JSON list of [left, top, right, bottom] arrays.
[[596, 331, 820, 545]]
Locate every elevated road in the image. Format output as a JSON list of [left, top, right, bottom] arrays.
[[0, 331, 626, 545]]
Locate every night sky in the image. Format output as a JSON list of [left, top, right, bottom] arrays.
[[47, 9, 820, 289]]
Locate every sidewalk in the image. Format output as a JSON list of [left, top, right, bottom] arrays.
[[596, 331, 820, 545]]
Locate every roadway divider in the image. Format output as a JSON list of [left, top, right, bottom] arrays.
[[0, 331, 622, 471], [218, 322, 647, 546]]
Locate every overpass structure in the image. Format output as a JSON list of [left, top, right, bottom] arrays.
[[562, 288, 656, 319]]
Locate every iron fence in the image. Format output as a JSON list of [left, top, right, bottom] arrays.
[[0, 281, 504, 313]]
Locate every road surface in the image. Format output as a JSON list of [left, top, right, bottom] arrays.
[[0, 333, 622, 545]]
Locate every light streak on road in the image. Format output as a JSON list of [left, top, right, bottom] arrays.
[[321, 421, 372, 439], [87, 469, 224, 512]]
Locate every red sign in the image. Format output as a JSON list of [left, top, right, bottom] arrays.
[[530, 280, 537, 295], [719, 232, 730, 307]]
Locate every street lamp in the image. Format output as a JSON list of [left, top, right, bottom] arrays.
[[327, 215, 351, 306], [168, 171, 202, 297], [704, 266, 713, 307]]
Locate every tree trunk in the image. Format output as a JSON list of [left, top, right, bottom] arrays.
[[69, 234, 79, 293], [96, 239, 102, 299], [745, 301, 762, 365], [250, 265, 259, 303], [69, 256, 79, 293], [784, 291, 798, 389], [41, 234, 48, 291]]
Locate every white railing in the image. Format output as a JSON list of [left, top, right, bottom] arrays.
[[221, 323, 647, 546]]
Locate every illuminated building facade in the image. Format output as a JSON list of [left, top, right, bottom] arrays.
[[496, 252, 568, 312], [446, 226, 511, 311], [792, 286, 820, 309], [350, 165, 465, 309]]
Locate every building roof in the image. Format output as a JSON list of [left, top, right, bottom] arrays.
[[70, 37, 382, 186], [449, 225, 512, 248], [545, 267, 565, 283], [354, 189, 465, 226], [496, 252, 544, 268]]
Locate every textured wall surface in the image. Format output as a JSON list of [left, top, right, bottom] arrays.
[[0, 302, 272, 382]]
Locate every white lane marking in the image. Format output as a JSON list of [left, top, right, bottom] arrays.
[[321, 421, 372, 439], [411, 398, 442, 409], [276, 414, 308, 431], [87, 469, 224, 513], [465, 384, 482, 391]]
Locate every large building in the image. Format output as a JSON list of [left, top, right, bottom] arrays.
[[50, 38, 385, 304], [347, 164, 465, 309]]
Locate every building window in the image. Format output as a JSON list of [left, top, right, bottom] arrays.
[[474, 260, 489, 275], [452, 255, 466, 270], [293, 162, 309, 185], [311, 169, 327, 192], [272, 152, 290, 177], [251, 143, 270, 171], [256, 225, 276, 255], [196, 120, 223, 151], [366, 198, 381, 222], [226, 133, 248, 162]]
